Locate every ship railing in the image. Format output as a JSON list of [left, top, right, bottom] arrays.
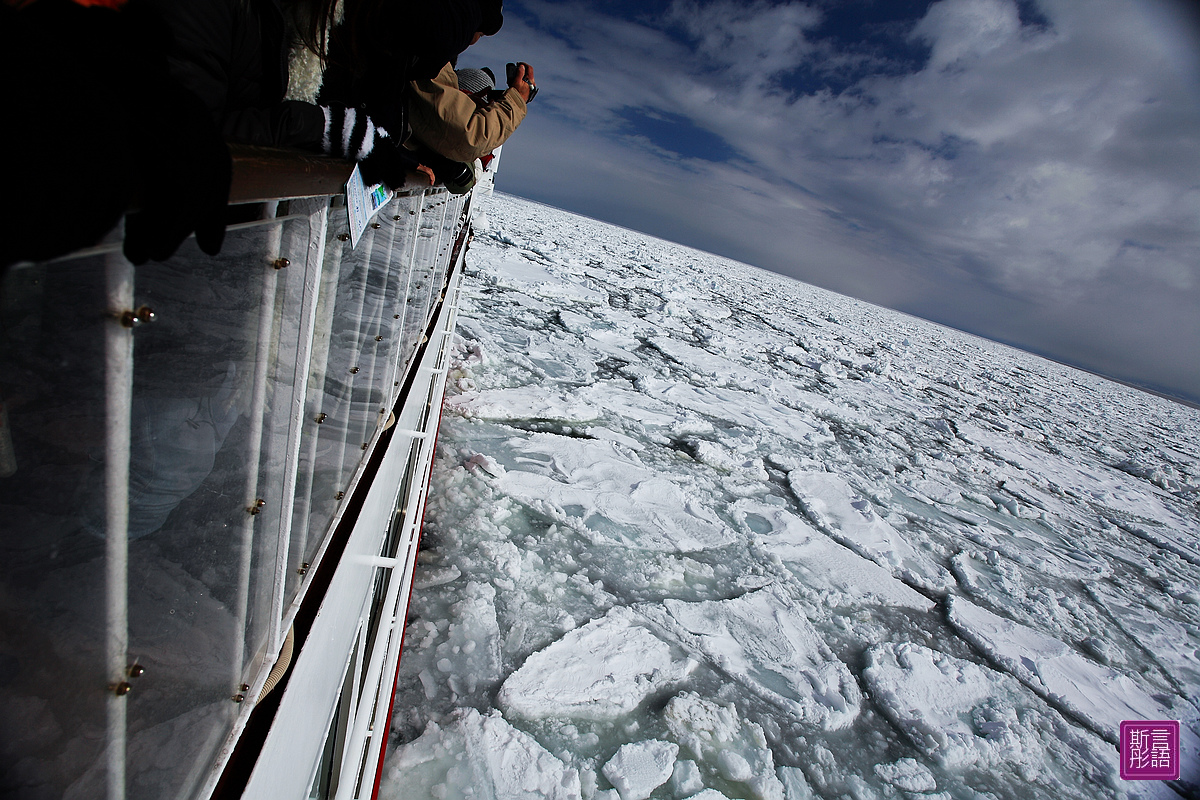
[[0, 145, 473, 800]]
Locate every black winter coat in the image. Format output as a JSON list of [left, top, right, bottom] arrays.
[[133, 0, 325, 149]]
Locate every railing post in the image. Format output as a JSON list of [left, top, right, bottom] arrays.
[[103, 245, 134, 800], [232, 202, 284, 688]]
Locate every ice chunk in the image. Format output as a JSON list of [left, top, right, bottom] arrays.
[[496, 434, 736, 551], [669, 760, 704, 797], [663, 693, 784, 800], [776, 766, 813, 800], [947, 597, 1199, 785], [447, 387, 601, 423], [498, 607, 694, 720], [641, 380, 823, 444], [873, 758, 936, 792], [788, 471, 951, 591], [864, 641, 1012, 768], [382, 709, 581, 800], [643, 585, 861, 729], [736, 499, 934, 612], [863, 641, 1118, 790], [601, 740, 678, 800]]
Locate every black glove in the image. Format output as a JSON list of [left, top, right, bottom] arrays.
[[415, 148, 475, 195], [358, 137, 425, 188], [124, 84, 231, 264]]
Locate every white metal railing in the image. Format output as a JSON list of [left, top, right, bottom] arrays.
[[0, 178, 471, 800]]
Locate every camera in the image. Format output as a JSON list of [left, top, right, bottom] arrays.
[[506, 62, 538, 102]]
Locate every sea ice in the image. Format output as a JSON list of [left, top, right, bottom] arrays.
[[662, 693, 784, 800], [600, 739, 678, 800], [863, 641, 1119, 796], [379, 194, 1200, 800], [494, 434, 737, 551], [381, 708, 582, 800], [947, 597, 1200, 786], [497, 607, 694, 720], [642, 585, 861, 729], [735, 498, 935, 612], [788, 470, 951, 591]]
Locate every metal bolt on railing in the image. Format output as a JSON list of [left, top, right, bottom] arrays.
[[337, 233, 350, 242], [315, 413, 327, 424], [272, 257, 290, 270], [247, 498, 265, 515], [127, 663, 144, 678], [111, 682, 133, 696], [119, 306, 156, 328]]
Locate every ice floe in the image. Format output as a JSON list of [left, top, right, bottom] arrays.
[[381, 194, 1200, 800], [382, 708, 581, 800], [642, 585, 861, 729], [498, 607, 695, 720]]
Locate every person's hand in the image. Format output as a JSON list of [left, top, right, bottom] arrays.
[[510, 62, 536, 103]]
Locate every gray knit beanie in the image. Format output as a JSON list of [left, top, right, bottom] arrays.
[[456, 67, 496, 95]]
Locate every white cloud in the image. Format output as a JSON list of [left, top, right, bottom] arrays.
[[471, 0, 1200, 399], [912, 0, 1022, 70]]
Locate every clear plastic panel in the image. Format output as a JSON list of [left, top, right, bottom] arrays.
[[400, 196, 445, 353], [117, 214, 309, 800], [0, 256, 111, 799], [287, 194, 425, 608]]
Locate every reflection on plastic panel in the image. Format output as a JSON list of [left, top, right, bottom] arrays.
[[0, 256, 112, 800]]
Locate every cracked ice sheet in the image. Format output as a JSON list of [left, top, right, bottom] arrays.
[[639, 584, 861, 729], [498, 607, 695, 720], [639, 379, 827, 444], [864, 642, 1116, 793], [494, 433, 737, 552], [446, 387, 602, 423], [788, 470, 952, 592], [947, 597, 1200, 789], [380, 708, 581, 800], [490, 256, 608, 305], [955, 420, 1200, 543], [733, 499, 934, 613]]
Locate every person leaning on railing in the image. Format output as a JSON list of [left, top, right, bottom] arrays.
[[134, 0, 499, 190], [312, 0, 505, 194], [397, 57, 535, 195], [0, 0, 232, 270], [0, 0, 506, 272]]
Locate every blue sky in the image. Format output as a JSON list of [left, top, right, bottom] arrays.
[[467, 0, 1200, 403]]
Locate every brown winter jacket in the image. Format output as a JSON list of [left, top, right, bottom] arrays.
[[408, 62, 527, 163]]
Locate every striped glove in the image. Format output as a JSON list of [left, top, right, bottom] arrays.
[[321, 105, 387, 160]]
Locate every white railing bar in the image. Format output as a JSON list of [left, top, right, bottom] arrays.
[[266, 197, 330, 655], [231, 202, 284, 688], [290, 212, 346, 597], [333, 547, 408, 800], [104, 246, 135, 800]]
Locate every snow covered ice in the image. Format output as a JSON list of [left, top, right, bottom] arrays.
[[381, 194, 1200, 800]]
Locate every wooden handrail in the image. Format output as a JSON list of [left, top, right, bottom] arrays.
[[228, 144, 356, 204]]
